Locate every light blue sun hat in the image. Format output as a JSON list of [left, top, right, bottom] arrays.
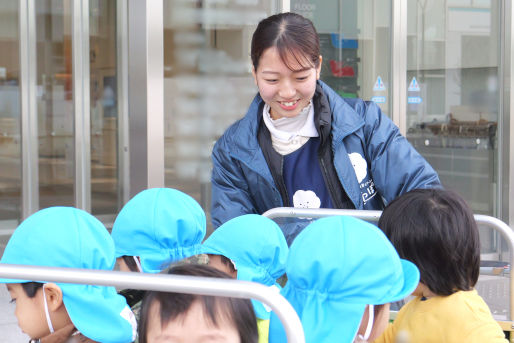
[[200, 214, 288, 319], [0, 207, 137, 343], [111, 188, 206, 273], [268, 215, 420, 343]]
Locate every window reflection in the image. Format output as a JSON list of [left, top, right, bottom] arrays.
[[37, 0, 74, 209], [0, 1, 21, 222], [0, 0, 21, 221], [90, 0, 120, 215], [163, 0, 274, 224], [405, 1, 499, 216], [293, 0, 392, 114]]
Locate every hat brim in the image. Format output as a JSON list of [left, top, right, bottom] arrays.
[[384, 259, 419, 303], [60, 283, 135, 343], [269, 287, 368, 343]]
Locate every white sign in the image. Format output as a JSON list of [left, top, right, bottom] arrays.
[[371, 96, 386, 104], [408, 96, 423, 104], [408, 77, 420, 92], [373, 76, 386, 91]]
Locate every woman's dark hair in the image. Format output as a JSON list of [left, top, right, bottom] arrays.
[[378, 188, 480, 296], [251, 12, 320, 71], [21, 282, 43, 297], [138, 264, 258, 343]]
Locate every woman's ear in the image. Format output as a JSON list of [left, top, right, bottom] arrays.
[[316, 55, 323, 80], [43, 283, 64, 312], [252, 66, 258, 85]]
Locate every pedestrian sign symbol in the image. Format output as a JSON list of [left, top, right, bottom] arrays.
[[373, 76, 386, 91], [408, 77, 420, 92]]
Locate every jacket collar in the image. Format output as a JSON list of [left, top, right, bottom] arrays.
[[317, 80, 365, 142]]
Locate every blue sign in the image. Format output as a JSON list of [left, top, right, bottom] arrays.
[[408, 96, 423, 104], [371, 96, 386, 104], [373, 76, 386, 91], [408, 77, 420, 92]]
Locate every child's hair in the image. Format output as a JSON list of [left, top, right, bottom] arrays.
[[138, 264, 258, 343], [210, 254, 237, 274], [378, 188, 480, 296], [21, 282, 43, 297], [251, 12, 320, 71], [121, 255, 140, 272]]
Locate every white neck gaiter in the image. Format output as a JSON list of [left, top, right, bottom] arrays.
[[262, 101, 318, 155]]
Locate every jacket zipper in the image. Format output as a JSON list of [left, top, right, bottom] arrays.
[[318, 131, 343, 209]]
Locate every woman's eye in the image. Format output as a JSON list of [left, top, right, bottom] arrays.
[[9, 299, 16, 304], [264, 79, 278, 83], [296, 75, 309, 81]]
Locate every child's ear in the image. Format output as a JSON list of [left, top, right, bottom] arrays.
[[43, 283, 65, 311]]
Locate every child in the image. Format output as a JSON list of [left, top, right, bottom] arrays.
[[111, 188, 206, 273], [210, 11, 440, 243], [375, 188, 507, 343], [268, 215, 420, 343], [138, 264, 258, 343], [0, 206, 137, 343], [200, 214, 288, 343]]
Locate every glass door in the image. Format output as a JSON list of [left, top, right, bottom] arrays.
[[163, 0, 280, 226], [0, 1, 21, 226], [292, 0, 393, 115], [405, 0, 507, 320], [36, 0, 75, 209], [405, 1, 500, 217]]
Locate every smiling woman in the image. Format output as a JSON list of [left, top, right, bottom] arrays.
[[211, 12, 441, 244]]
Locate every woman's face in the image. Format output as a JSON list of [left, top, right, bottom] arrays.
[[7, 283, 49, 339], [253, 47, 321, 120], [146, 299, 241, 343]]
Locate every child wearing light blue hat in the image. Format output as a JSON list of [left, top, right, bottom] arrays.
[[268, 215, 420, 343], [0, 207, 137, 343], [111, 188, 206, 273], [200, 214, 288, 343]]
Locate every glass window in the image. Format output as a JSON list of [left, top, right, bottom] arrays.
[[90, 0, 121, 215], [405, 1, 507, 319], [36, 0, 74, 209], [0, 1, 21, 223], [406, 1, 499, 217], [293, 0, 392, 115], [163, 0, 277, 226]]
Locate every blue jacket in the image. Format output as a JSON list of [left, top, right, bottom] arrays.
[[211, 81, 441, 228]]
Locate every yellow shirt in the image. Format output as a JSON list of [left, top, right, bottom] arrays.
[[257, 318, 270, 343], [374, 290, 507, 343]]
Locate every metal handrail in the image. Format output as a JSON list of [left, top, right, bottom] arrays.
[[262, 207, 514, 322], [0, 264, 305, 343]]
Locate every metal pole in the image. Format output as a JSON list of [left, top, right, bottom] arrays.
[[0, 264, 305, 343], [475, 214, 514, 322], [72, 0, 91, 211], [391, 0, 407, 134], [262, 207, 382, 222], [19, 0, 39, 218]]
